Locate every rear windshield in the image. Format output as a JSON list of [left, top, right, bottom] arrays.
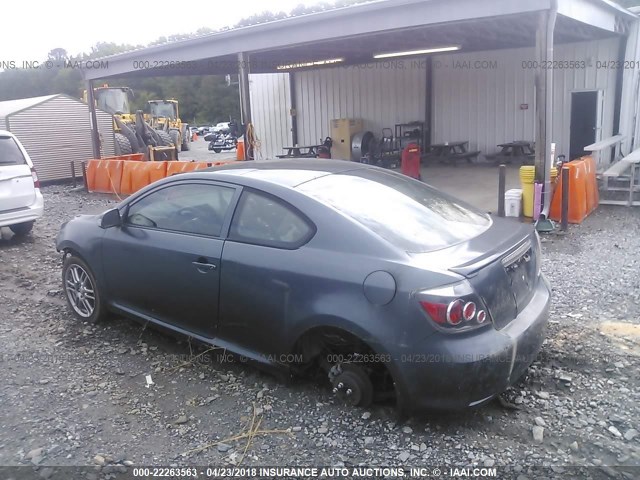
[[298, 168, 491, 253], [0, 136, 26, 165]]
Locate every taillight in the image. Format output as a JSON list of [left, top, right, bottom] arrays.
[[31, 167, 40, 189], [418, 281, 490, 332]]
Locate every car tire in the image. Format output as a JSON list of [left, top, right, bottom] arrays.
[[9, 221, 34, 236], [213, 148, 222, 153], [114, 132, 132, 156], [62, 255, 106, 324]]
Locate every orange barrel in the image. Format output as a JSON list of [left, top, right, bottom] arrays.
[[148, 161, 168, 183], [549, 160, 589, 224], [236, 138, 245, 161]]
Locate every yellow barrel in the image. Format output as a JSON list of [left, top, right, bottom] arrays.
[[520, 166, 536, 217], [520, 166, 559, 217]]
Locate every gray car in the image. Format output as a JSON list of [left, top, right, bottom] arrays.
[[56, 160, 550, 412]]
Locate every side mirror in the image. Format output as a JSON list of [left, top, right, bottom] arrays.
[[100, 208, 122, 229]]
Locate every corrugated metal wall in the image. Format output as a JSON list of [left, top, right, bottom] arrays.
[[432, 38, 621, 159], [249, 73, 292, 160], [294, 62, 427, 149], [6, 95, 115, 182], [248, 38, 620, 163], [249, 62, 427, 159]]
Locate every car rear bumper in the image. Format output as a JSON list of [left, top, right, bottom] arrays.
[[0, 190, 44, 228], [397, 274, 550, 411]]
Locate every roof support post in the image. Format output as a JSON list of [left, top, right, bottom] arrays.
[[86, 80, 101, 159], [289, 72, 298, 146], [535, 0, 557, 224], [238, 52, 252, 160]]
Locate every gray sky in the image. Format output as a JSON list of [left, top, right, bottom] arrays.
[[1, 0, 316, 63]]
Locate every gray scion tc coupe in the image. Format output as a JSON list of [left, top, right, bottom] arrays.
[[57, 159, 550, 412]]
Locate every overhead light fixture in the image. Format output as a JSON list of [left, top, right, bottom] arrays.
[[276, 58, 344, 70], [373, 46, 461, 59]]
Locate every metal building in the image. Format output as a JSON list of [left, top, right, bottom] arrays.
[[250, 35, 623, 161], [0, 94, 115, 182], [80, 0, 637, 217]]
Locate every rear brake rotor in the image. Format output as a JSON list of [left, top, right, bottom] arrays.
[[329, 363, 374, 407]]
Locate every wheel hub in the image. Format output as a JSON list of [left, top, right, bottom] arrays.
[[329, 363, 374, 407]]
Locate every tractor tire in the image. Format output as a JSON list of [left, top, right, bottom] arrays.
[[155, 130, 173, 146], [119, 122, 142, 153], [181, 129, 190, 151], [169, 129, 181, 156], [114, 133, 132, 156]]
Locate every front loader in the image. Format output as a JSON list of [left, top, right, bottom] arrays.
[[83, 85, 178, 160], [145, 99, 191, 153]]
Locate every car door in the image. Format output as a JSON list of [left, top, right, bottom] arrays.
[[218, 188, 316, 357], [102, 180, 238, 338]]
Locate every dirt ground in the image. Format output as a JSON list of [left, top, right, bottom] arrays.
[[0, 184, 639, 480]]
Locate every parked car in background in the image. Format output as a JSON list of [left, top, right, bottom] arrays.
[[196, 125, 212, 136], [0, 130, 43, 236], [211, 122, 230, 134], [56, 160, 549, 412]]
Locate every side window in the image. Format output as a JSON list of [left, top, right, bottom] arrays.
[[125, 183, 234, 237], [229, 190, 314, 249]]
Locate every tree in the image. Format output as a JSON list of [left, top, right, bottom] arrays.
[[48, 48, 68, 61]]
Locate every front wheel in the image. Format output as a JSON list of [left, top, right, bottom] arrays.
[[62, 255, 106, 323]]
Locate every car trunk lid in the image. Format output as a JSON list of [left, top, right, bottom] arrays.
[[411, 218, 540, 330]]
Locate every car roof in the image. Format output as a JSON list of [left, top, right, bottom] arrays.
[[0, 130, 15, 137], [203, 159, 369, 187]]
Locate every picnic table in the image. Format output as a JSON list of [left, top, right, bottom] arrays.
[[276, 145, 323, 158], [487, 141, 535, 164], [424, 141, 480, 165]]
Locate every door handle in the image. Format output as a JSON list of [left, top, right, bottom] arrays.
[[192, 260, 216, 272]]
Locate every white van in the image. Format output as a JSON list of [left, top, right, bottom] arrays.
[[0, 130, 44, 236]]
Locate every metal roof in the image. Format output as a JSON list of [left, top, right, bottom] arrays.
[[0, 94, 59, 117], [83, 0, 636, 80]]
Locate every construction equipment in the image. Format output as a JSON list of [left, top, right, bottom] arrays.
[[83, 85, 177, 160], [145, 99, 191, 153]]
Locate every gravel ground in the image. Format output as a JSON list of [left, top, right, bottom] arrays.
[[0, 185, 639, 479], [181, 136, 238, 163]]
